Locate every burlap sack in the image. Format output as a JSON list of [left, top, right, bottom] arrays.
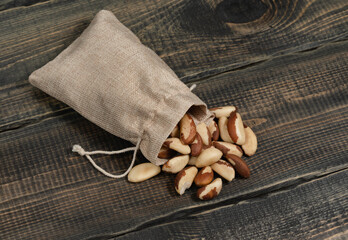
[[29, 10, 213, 169]]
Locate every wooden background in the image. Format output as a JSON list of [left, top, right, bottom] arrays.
[[1, 0, 347, 239]]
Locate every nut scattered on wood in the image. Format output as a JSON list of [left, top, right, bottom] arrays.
[[218, 116, 234, 143], [196, 122, 212, 146], [194, 166, 214, 187], [128, 163, 161, 183], [195, 146, 223, 168], [213, 141, 243, 158], [208, 120, 220, 141], [197, 178, 223, 200], [164, 138, 191, 155], [227, 111, 246, 145], [190, 133, 203, 157], [225, 154, 250, 178], [242, 124, 257, 156], [179, 114, 196, 144], [175, 166, 198, 195], [130, 105, 258, 201], [211, 160, 235, 182], [162, 155, 190, 174]]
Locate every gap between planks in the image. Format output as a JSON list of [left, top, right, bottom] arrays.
[[0, 0, 50, 13], [183, 37, 348, 85], [1, 38, 347, 135], [86, 165, 348, 239]]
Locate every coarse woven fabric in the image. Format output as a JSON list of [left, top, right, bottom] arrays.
[[29, 10, 213, 165]]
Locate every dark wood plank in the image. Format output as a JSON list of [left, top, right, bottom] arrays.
[[1, 41, 347, 239], [117, 169, 348, 240], [1, 0, 347, 87], [1, 0, 347, 131], [0, 0, 48, 11]]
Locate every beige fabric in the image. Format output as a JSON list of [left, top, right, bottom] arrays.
[[29, 10, 213, 165]]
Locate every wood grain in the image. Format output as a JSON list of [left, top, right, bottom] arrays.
[[1, 0, 347, 130], [117, 169, 348, 240], [1, 0, 347, 87], [1, 40, 347, 238], [1, 0, 348, 239], [0, 0, 48, 11]]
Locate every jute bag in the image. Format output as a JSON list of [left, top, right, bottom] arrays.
[[29, 10, 213, 178]]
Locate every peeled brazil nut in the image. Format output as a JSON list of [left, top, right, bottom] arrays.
[[194, 166, 214, 187], [162, 155, 190, 173], [158, 146, 176, 159], [213, 141, 243, 158], [179, 114, 196, 144], [195, 146, 223, 168], [218, 116, 233, 143], [163, 138, 191, 155], [170, 124, 180, 138], [227, 111, 246, 145], [225, 154, 250, 178], [242, 124, 258, 156], [175, 166, 198, 195], [188, 156, 198, 166], [211, 160, 235, 182], [128, 163, 161, 183], [196, 122, 212, 146], [197, 178, 222, 200], [190, 133, 203, 157], [209, 106, 237, 118], [208, 120, 219, 141]]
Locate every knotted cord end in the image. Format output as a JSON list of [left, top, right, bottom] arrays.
[[70, 137, 141, 178], [72, 145, 85, 156]]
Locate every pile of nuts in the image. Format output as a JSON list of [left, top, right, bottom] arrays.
[[128, 106, 258, 200]]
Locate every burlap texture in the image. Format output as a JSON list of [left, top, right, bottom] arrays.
[[29, 10, 213, 165]]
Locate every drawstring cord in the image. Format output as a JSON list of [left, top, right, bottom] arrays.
[[189, 84, 197, 91], [72, 137, 141, 178], [72, 83, 197, 178]]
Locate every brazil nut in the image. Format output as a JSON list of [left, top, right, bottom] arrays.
[[209, 106, 237, 118], [227, 111, 246, 145], [179, 114, 196, 144], [195, 146, 223, 168], [213, 141, 243, 158], [225, 154, 250, 178], [162, 155, 190, 174], [175, 166, 198, 195], [196, 122, 212, 146], [242, 124, 257, 156], [164, 138, 191, 155], [218, 117, 233, 143], [208, 120, 219, 141], [211, 160, 235, 182], [197, 178, 222, 200], [128, 163, 161, 183], [194, 166, 214, 187]]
